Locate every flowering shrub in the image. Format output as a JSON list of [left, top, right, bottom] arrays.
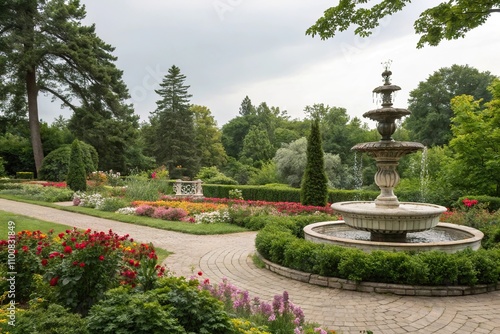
[[72, 191, 104, 208], [40, 181, 67, 188], [104, 169, 122, 186], [194, 210, 232, 224], [115, 207, 137, 215], [178, 197, 335, 215], [135, 204, 155, 216], [152, 207, 189, 221], [132, 199, 227, 215], [463, 198, 479, 208], [0, 229, 167, 314], [193, 274, 332, 334], [88, 171, 107, 187]]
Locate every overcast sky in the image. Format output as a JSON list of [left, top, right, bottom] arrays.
[[40, 0, 500, 128]]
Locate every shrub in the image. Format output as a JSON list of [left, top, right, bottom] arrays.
[[8, 303, 89, 334], [39, 143, 98, 182], [135, 204, 155, 216], [16, 171, 34, 179], [152, 207, 188, 221], [66, 140, 87, 192], [153, 277, 234, 334], [97, 197, 129, 212], [255, 217, 500, 286], [87, 287, 185, 334]]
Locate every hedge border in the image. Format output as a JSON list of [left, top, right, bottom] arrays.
[[257, 253, 500, 296]]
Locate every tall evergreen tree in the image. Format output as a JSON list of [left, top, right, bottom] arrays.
[[147, 65, 198, 177], [301, 119, 328, 206], [0, 0, 138, 175]]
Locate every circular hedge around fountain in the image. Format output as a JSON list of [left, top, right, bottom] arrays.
[[254, 216, 500, 289]]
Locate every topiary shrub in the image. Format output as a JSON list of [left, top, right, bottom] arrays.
[[39, 142, 98, 181], [66, 140, 87, 191]]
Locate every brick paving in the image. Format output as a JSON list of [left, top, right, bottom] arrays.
[[1, 198, 500, 333]]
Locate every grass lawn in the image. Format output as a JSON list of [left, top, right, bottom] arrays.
[[0, 210, 172, 261]]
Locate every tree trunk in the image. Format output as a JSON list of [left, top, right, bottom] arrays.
[[26, 68, 44, 176]]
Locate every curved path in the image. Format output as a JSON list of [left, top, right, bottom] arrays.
[[1, 198, 500, 333]]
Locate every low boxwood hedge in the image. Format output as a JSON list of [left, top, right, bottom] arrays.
[[255, 217, 500, 286]]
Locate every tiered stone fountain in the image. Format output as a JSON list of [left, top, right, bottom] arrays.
[[304, 66, 483, 253]]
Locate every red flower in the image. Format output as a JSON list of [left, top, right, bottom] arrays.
[[79, 262, 85, 268], [49, 276, 59, 286], [99, 255, 105, 261], [198, 271, 203, 276], [64, 246, 73, 254], [73, 261, 79, 266], [22, 245, 29, 252], [203, 278, 210, 285], [58, 233, 65, 239], [41, 259, 48, 266]]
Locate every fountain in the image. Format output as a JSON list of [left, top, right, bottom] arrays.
[[304, 63, 483, 253]]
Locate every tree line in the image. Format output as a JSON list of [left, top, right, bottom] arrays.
[[1, 1, 499, 202]]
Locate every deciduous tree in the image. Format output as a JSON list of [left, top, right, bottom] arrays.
[[306, 0, 500, 48]]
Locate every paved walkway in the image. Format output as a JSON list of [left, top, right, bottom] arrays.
[[1, 198, 500, 333]]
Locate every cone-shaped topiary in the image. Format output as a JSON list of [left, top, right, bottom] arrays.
[[67, 140, 87, 192], [301, 119, 328, 206]]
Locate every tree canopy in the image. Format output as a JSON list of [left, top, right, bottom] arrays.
[[0, 0, 137, 174], [404, 65, 496, 147], [306, 0, 500, 48]]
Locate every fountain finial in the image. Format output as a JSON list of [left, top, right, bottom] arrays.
[[382, 60, 392, 85]]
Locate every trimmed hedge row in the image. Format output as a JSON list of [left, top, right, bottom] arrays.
[[255, 217, 500, 286], [202, 184, 379, 203]]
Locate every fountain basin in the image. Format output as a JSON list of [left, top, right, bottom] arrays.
[[331, 201, 447, 242], [304, 221, 483, 253]]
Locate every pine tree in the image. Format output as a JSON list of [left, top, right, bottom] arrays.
[[66, 140, 87, 192], [301, 119, 328, 206], [0, 0, 138, 175], [147, 65, 199, 177]]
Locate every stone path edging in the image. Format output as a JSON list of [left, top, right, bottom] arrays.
[[258, 253, 500, 296]]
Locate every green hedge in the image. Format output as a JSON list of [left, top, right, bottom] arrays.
[[16, 171, 34, 179], [202, 184, 379, 203], [255, 217, 500, 286]]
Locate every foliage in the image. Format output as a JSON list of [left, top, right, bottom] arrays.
[[405, 65, 495, 147], [123, 176, 170, 201], [146, 65, 199, 177], [447, 80, 500, 196], [306, 0, 500, 48], [274, 137, 344, 188], [15, 171, 33, 179], [192, 105, 228, 168], [0, 183, 73, 202], [6, 303, 89, 334], [229, 189, 244, 200], [0, 0, 138, 174], [240, 125, 275, 168], [0, 157, 5, 176], [0, 229, 167, 314], [247, 161, 281, 185], [39, 142, 98, 182], [66, 140, 87, 192], [222, 158, 257, 185], [255, 218, 500, 286], [196, 166, 239, 185], [86, 287, 185, 334], [0, 133, 34, 175], [301, 120, 328, 206]]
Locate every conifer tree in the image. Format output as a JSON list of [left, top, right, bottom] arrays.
[[66, 140, 87, 192], [0, 0, 138, 174], [301, 119, 328, 206], [147, 65, 199, 177]]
